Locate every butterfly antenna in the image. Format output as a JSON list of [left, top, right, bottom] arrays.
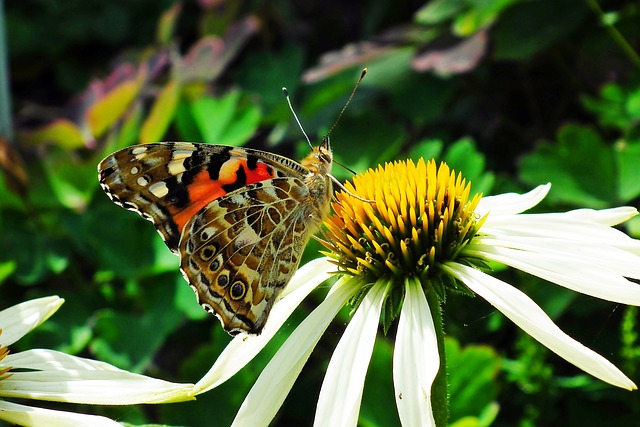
[[283, 87, 314, 150], [326, 68, 367, 139], [334, 159, 358, 175]]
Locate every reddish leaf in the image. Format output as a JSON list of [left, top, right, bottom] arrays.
[[303, 42, 393, 84], [412, 30, 487, 76], [72, 63, 138, 114], [176, 16, 260, 83], [302, 26, 423, 83], [0, 138, 29, 198], [177, 36, 225, 83], [197, 0, 226, 9]]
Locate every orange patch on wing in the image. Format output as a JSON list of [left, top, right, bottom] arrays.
[[245, 161, 275, 184], [170, 158, 275, 233]]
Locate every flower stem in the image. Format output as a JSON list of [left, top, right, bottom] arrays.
[[0, 0, 14, 141], [585, 0, 640, 71], [425, 286, 448, 426]]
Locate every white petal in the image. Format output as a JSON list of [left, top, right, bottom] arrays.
[[393, 279, 438, 427], [0, 399, 121, 427], [444, 263, 636, 390], [0, 296, 63, 347], [231, 276, 358, 427], [467, 244, 640, 304], [480, 212, 640, 255], [314, 281, 388, 427], [471, 235, 640, 279], [561, 206, 638, 226], [476, 184, 550, 216], [193, 258, 333, 394], [3, 349, 194, 404]]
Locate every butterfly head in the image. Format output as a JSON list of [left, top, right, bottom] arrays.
[[318, 135, 332, 163], [301, 136, 333, 176]]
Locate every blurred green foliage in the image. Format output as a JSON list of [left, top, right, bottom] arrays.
[[2, 0, 640, 425]]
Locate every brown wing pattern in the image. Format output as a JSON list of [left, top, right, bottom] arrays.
[[179, 177, 316, 335]]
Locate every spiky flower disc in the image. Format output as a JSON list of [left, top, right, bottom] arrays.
[[323, 159, 484, 289]]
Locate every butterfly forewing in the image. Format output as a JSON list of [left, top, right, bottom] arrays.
[[98, 142, 308, 252]]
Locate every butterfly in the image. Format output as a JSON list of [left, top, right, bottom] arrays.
[[98, 69, 366, 336], [98, 140, 333, 335]]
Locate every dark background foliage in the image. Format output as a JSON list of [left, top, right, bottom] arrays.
[[2, 0, 640, 425]]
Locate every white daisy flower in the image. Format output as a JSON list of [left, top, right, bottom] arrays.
[[194, 158, 640, 426], [0, 296, 194, 427]]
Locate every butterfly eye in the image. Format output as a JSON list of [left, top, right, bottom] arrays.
[[200, 244, 218, 261], [209, 258, 221, 272], [320, 153, 332, 163], [230, 281, 246, 300], [217, 273, 229, 288]]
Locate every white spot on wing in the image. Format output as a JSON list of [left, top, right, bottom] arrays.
[[172, 149, 196, 159], [137, 176, 149, 187], [131, 146, 148, 155], [234, 228, 260, 249], [168, 159, 187, 175], [130, 166, 139, 174], [149, 181, 169, 198], [200, 226, 217, 241]]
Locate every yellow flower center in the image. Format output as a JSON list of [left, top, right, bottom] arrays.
[[323, 159, 484, 285]]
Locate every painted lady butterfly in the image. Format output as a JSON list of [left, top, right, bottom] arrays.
[[97, 70, 366, 335], [98, 140, 333, 335]]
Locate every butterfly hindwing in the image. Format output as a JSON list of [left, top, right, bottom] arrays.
[[180, 177, 316, 334]]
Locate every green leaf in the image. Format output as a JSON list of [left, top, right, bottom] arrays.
[[139, 80, 180, 144], [328, 109, 406, 177], [443, 138, 495, 195], [42, 147, 97, 211], [155, 2, 182, 45], [414, 0, 465, 25], [1, 215, 48, 284], [217, 101, 261, 147], [581, 83, 628, 130], [453, 0, 520, 36], [109, 102, 144, 153], [519, 124, 615, 207], [409, 138, 444, 161], [447, 337, 501, 423], [174, 98, 203, 141], [235, 45, 305, 124], [175, 276, 208, 320], [615, 139, 640, 201], [91, 276, 184, 372], [625, 88, 640, 119], [87, 79, 140, 138], [387, 72, 458, 127], [18, 119, 85, 149], [0, 260, 16, 283], [87, 202, 158, 279], [493, 0, 589, 60], [190, 91, 238, 144], [185, 90, 260, 147], [0, 167, 26, 211], [360, 338, 401, 426]]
